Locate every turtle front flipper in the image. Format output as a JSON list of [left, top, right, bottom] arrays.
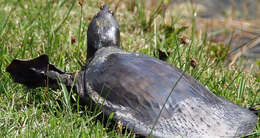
[[6, 55, 73, 89]]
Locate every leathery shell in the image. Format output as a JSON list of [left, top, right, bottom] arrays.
[[75, 47, 257, 138]]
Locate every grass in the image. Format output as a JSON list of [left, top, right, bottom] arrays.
[[0, 0, 259, 137]]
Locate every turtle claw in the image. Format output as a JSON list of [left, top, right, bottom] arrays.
[[6, 55, 65, 89]]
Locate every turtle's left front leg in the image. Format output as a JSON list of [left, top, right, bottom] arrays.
[[6, 54, 74, 89]]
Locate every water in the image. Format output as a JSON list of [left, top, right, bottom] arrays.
[[170, 0, 260, 69]]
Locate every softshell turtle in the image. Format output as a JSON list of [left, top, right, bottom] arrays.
[[6, 4, 257, 138]]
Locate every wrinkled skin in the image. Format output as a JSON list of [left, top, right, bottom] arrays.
[[6, 4, 257, 138]]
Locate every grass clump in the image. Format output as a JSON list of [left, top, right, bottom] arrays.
[[0, 0, 259, 137]]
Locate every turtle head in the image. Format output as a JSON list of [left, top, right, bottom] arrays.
[[87, 4, 120, 59]]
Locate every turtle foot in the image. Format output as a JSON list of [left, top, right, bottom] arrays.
[[6, 55, 66, 89]]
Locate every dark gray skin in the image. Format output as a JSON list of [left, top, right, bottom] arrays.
[[6, 4, 257, 138], [87, 4, 120, 60]]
